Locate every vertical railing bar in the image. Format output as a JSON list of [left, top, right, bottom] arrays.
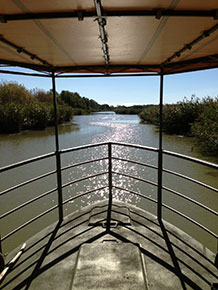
[[52, 71, 63, 222], [157, 66, 164, 222], [0, 236, 3, 254], [106, 142, 113, 231]]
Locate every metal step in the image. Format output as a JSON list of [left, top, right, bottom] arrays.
[[70, 241, 148, 290]]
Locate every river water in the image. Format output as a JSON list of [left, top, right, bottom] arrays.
[[0, 113, 218, 253]]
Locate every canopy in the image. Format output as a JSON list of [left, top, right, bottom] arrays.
[[0, 0, 218, 75]]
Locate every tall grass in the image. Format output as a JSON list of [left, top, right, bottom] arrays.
[[139, 96, 218, 155], [191, 97, 218, 154]]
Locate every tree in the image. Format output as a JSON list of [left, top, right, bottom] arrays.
[[0, 81, 30, 104]]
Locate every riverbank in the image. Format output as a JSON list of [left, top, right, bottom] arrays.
[[139, 96, 218, 156], [0, 82, 106, 134]]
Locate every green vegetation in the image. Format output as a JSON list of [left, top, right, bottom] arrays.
[[0, 82, 105, 134], [191, 97, 218, 154], [60, 90, 100, 114], [139, 96, 218, 155], [0, 102, 23, 133], [0, 81, 114, 133], [59, 90, 112, 114], [113, 105, 147, 115], [1, 81, 217, 155]]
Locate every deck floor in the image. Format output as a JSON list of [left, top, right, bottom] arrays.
[[1, 201, 218, 289]]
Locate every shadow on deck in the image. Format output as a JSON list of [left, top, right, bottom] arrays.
[[1, 201, 218, 290]]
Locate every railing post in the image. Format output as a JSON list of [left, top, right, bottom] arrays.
[[52, 72, 63, 222], [157, 67, 164, 222], [106, 142, 113, 231]]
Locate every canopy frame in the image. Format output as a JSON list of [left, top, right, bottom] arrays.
[[0, 2, 217, 75]]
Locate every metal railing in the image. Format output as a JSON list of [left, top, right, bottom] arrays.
[[0, 142, 218, 252]]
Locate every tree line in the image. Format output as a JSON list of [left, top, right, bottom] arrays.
[[59, 90, 110, 115], [0, 81, 107, 133], [1, 81, 217, 155], [111, 105, 147, 115]]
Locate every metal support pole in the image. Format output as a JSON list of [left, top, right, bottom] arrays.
[[106, 142, 113, 231], [157, 67, 164, 222], [52, 72, 63, 222]]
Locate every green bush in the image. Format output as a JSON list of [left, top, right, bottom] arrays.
[[162, 97, 202, 135], [0, 81, 75, 133], [0, 81, 30, 104], [57, 105, 74, 123], [47, 105, 74, 126], [191, 97, 218, 154], [139, 106, 159, 125], [61, 105, 74, 121], [31, 88, 53, 104], [22, 102, 49, 130], [0, 103, 23, 133], [139, 97, 203, 135], [139, 96, 218, 155], [72, 108, 87, 115]]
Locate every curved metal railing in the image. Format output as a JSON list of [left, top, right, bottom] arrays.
[[0, 142, 217, 253]]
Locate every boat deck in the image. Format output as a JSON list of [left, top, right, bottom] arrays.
[[1, 201, 218, 290]]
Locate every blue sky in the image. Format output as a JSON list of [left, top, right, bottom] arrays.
[[0, 67, 217, 106]]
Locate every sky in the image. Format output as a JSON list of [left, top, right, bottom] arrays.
[[0, 67, 217, 106]]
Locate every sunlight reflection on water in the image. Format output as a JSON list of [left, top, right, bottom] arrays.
[[62, 115, 157, 212], [1, 113, 218, 253]]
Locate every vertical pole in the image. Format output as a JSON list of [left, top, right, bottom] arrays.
[[215, 241, 218, 269], [52, 72, 63, 222], [0, 236, 3, 254], [157, 67, 164, 222], [106, 142, 113, 232]]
